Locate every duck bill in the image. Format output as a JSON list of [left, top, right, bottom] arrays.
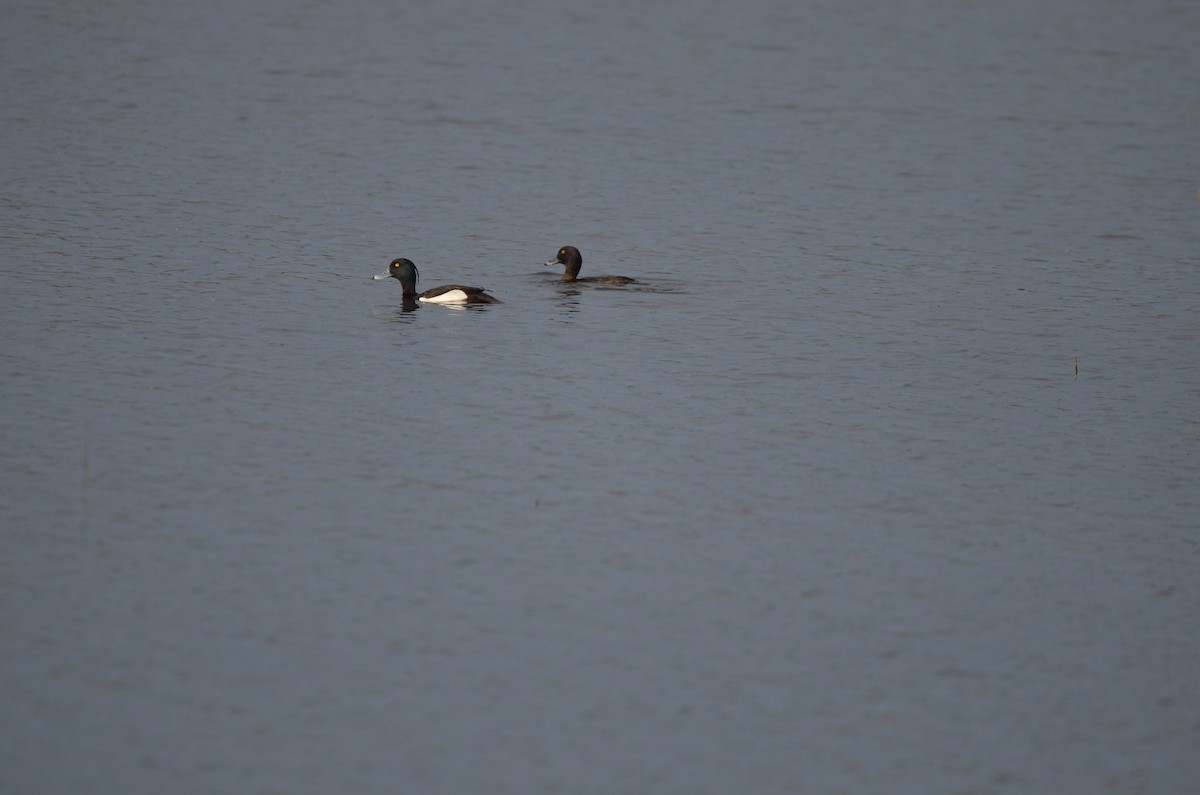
[[373, 271, 392, 280], [543, 258, 560, 267]]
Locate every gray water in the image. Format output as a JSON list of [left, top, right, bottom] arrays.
[[3, 0, 1198, 792]]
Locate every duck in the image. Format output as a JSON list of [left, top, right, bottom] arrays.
[[544, 246, 638, 285], [373, 258, 499, 304]]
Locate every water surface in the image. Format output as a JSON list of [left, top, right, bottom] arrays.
[[2, 1, 1198, 793]]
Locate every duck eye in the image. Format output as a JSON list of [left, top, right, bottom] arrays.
[[559, 248, 566, 255]]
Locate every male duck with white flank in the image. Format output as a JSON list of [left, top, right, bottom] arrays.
[[373, 258, 499, 304], [544, 246, 638, 285]]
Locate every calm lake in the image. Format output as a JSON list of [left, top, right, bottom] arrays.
[[2, 0, 1198, 792]]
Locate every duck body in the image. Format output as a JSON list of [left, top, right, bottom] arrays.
[[373, 258, 499, 304], [544, 246, 637, 284]]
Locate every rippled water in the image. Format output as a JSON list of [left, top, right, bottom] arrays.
[[3, 1, 1198, 792]]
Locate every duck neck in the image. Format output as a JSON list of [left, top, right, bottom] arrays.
[[561, 259, 582, 281]]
